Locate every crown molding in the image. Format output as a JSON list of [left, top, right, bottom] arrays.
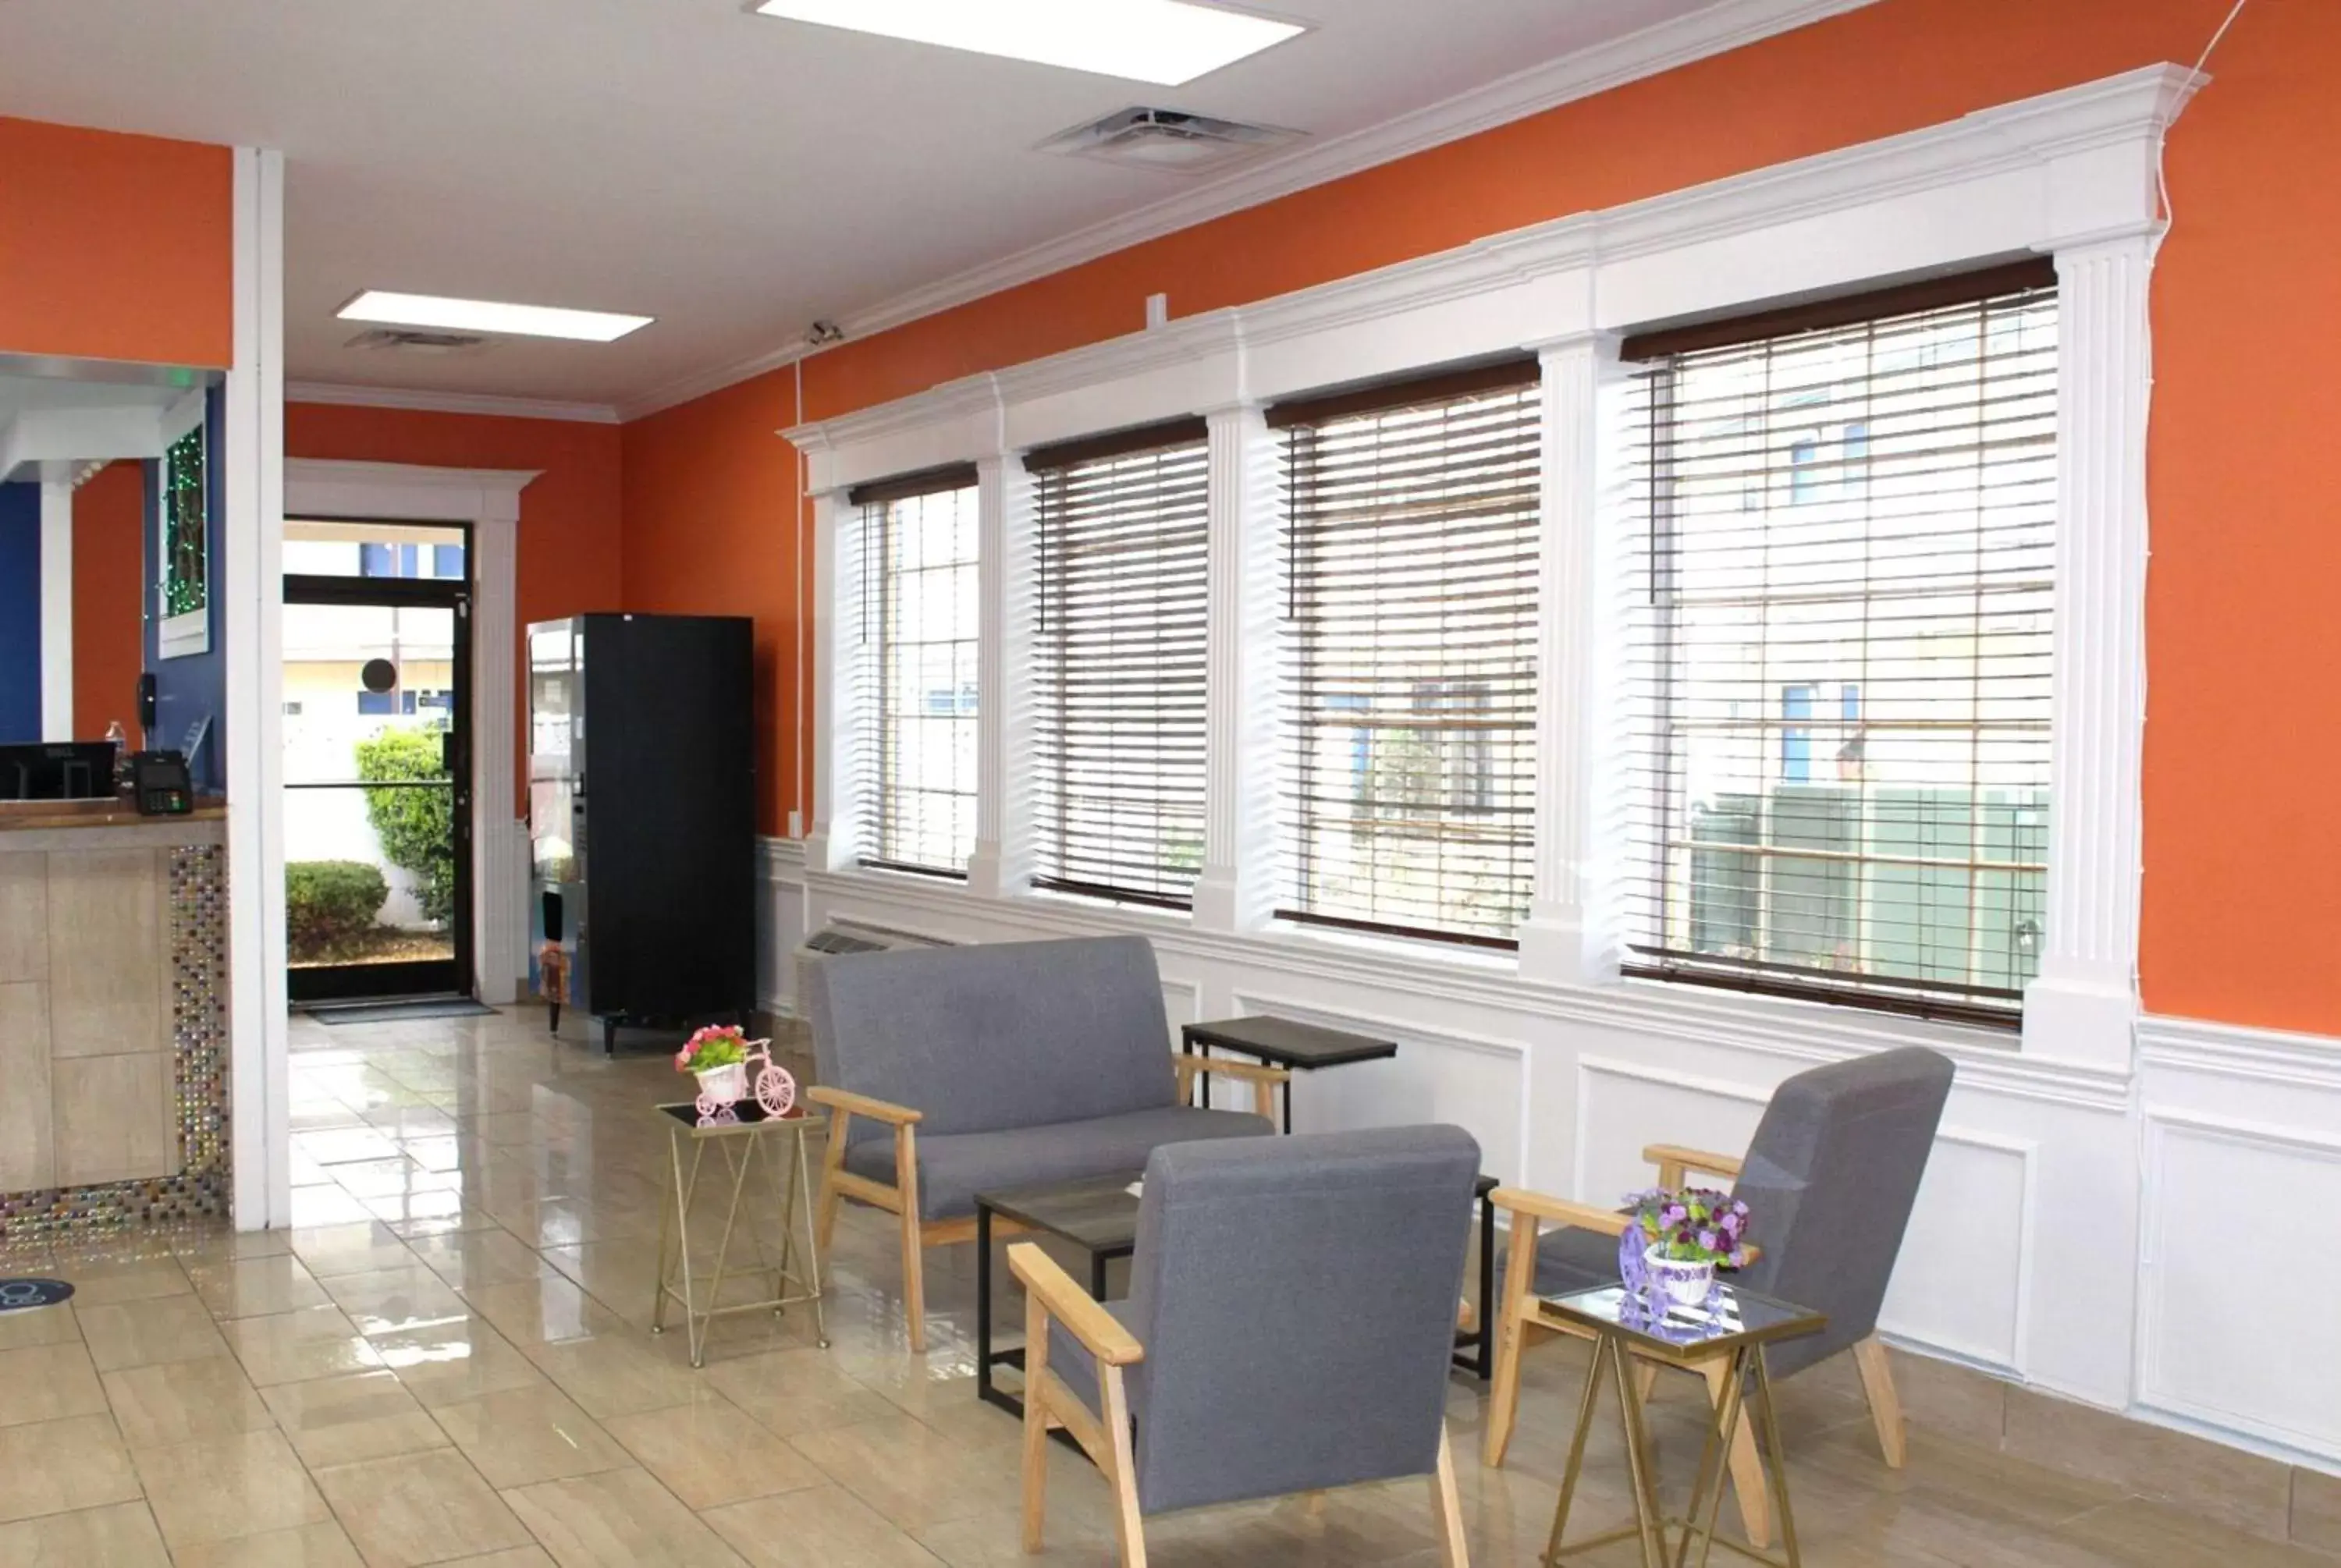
[[287, 380, 620, 425], [785, 62, 2197, 488], [620, 0, 1880, 423]]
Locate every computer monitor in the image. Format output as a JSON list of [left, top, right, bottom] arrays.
[[0, 742, 119, 801]]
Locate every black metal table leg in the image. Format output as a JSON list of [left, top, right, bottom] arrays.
[[1476, 1186, 1495, 1378], [1089, 1248, 1109, 1300], [975, 1203, 995, 1404]]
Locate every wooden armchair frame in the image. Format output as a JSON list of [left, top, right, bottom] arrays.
[[808, 1055, 1287, 1353], [1482, 1143, 1906, 1551], [1011, 1242, 1467, 1568]]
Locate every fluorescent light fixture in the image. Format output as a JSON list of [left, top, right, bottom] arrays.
[[752, 0, 1303, 87], [336, 291, 652, 343]]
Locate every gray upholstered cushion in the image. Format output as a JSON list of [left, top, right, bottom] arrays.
[[1499, 1222, 1627, 1303], [1045, 1297, 1141, 1424], [805, 935, 1181, 1150], [841, 1105, 1272, 1219], [1119, 1125, 1481, 1516], [1732, 1046, 1953, 1377]]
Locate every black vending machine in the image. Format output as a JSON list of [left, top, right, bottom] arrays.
[[527, 613, 755, 1052]]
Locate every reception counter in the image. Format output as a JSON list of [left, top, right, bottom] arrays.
[[0, 798, 230, 1241]]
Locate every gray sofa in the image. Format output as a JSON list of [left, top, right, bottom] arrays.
[[805, 934, 1278, 1352]]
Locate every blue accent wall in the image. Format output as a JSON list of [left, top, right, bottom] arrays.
[[144, 385, 229, 792], [0, 481, 41, 743]]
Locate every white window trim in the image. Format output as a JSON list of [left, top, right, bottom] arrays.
[[282, 458, 540, 1026], [788, 62, 2200, 1077]]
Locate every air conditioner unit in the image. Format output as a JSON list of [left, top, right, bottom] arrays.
[[790, 920, 953, 1017]]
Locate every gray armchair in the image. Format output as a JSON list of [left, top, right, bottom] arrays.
[[1483, 1046, 1955, 1547], [1012, 1125, 1482, 1567], [805, 934, 1280, 1351]]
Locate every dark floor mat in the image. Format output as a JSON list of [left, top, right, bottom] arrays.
[[310, 998, 498, 1024]]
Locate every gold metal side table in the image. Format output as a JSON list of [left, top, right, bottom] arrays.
[[651, 1100, 828, 1368], [1539, 1281, 1825, 1568]]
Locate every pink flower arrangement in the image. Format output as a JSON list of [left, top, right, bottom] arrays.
[[1626, 1186, 1751, 1269], [675, 1025, 748, 1073]]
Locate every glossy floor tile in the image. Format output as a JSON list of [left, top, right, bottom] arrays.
[[0, 1003, 2326, 1566]]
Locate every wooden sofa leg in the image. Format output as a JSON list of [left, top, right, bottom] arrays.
[[1853, 1335, 1907, 1468], [1481, 1213, 1538, 1468], [1429, 1428, 1469, 1568], [814, 1111, 848, 1254], [1703, 1359, 1772, 1548], [1021, 1289, 1051, 1552], [895, 1126, 927, 1353], [1100, 1364, 1149, 1568]]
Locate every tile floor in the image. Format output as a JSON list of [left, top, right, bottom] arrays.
[[0, 1003, 2325, 1566]]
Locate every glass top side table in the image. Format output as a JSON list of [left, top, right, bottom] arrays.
[[652, 1101, 828, 1368], [1536, 1279, 1826, 1568]]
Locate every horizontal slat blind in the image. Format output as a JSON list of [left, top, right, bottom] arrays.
[[1277, 366, 1540, 947], [1622, 273, 2059, 1023], [859, 477, 980, 877], [1032, 424, 1210, 906]]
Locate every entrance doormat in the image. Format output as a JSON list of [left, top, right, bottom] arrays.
[[0, 1280, 73, 1311], [311, 998, 498, 1025]]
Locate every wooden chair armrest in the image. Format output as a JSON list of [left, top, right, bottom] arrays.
[[1171, 1055, 1291, 1089], [1489, 1187, 1630, 1236], [1642, 1144, 1743, 1188], [1008, 1243, 1145, 1368], [806, 1086, 924, 1126]]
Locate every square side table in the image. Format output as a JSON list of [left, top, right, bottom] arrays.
[[1180, 1015, 1398, 1133], [651, 1101, 828, 1368]]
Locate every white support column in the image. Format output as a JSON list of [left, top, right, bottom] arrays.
[[1518, 333, 1622, 985], [1192, 403, 1276, 933], [805, 490, 856, 874], [2022, 234, 2155, 1071], [470, 498, 523, 1004], [38, 477, 73, 740], [224, 146, 287, 1230], [968, 452, 1034, 900]]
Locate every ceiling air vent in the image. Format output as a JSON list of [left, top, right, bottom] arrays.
[[1039, 107, 1300, 176], [344, 328, 489, 355]]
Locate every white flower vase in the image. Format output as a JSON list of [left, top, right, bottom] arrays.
[[694, 1062, 748, 1105], [1643, 1246, 1716, 1310]]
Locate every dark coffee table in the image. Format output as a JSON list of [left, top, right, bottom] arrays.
[[1181, 1016, 1398, 1134], [975, 1172, 1144, 1424], [973, 1166, 1501, 1425]]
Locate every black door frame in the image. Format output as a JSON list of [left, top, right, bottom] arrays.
[[283, 555, 475, 1004]]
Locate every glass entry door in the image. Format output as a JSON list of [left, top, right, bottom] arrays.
[[283, 524, 474, 1002]]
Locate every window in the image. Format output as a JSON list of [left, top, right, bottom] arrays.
[[1028, 418, 1210, 908], [852, 464, 982, 877], [1271, 358, 1542, 948], [357, 690, 395, 716], [1621, 260, 2058, 1023], [432, 544, 465, 580]]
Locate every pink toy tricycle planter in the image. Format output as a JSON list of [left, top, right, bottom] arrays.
[[676, 1025, 798, 1124]]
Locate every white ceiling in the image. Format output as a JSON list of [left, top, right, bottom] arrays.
[[0, 0, 1792, 413]]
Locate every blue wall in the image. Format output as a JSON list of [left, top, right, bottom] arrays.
[[144, 386, 228, 792], [0, 482, 41, 743]]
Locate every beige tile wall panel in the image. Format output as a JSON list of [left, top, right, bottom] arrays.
[[53, 1052, 177, 1185], [0, 852, 46, 984], [0, 981, 55, 1190], [46, 847, 165, 1057]]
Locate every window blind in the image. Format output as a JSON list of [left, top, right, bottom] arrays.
[[1619, 262, 2059, 1024], [1028, 418, 1210, 908], [1272, 358, 1541, 948], [851, 464, 981, 878]]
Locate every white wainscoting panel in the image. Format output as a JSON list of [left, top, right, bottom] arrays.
[[1227, 992, 1529, 1181], [2137, 1109, 2341, 1457], [758, 838, 809, 1018], [1877, 1128, 2034, 1372]]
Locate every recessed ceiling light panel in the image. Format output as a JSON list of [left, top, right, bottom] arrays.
[[336, 291, 653, 343], [752, 0, 1304, 87]]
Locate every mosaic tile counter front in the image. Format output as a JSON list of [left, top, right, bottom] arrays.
[[0, 835, 230, 1243]]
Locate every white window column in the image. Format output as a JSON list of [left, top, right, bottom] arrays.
[[1518, 332, 1622, 985], [1192, 402, 1276, 933], [805, 488, 859, 874], [968, 453, 1033, 899], [2022, 233, 2156, 1071]]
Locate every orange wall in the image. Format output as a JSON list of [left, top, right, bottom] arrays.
[[616, 0, 2336, 1034], [284, 404, 627, 810], [0, 116, 233, 367], [620, 374, 807, 839], [72, 463, 147, 738]]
